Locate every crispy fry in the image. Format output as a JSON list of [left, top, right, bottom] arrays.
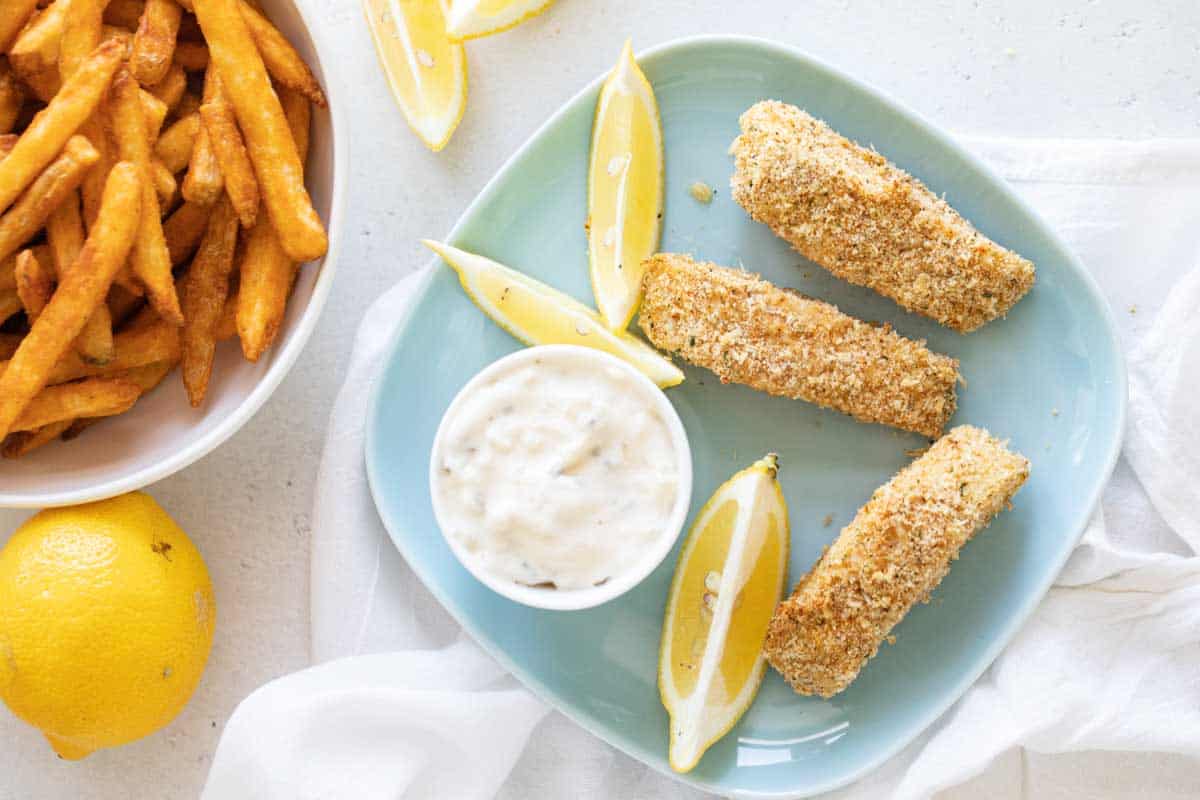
[[154, 110, 198, 173], [58, 358, 174, 440], [193, 0, 326, 261], [0, 333, 21, 359], [0, 252, 13, 289], [0, 287, 20, 321], [110, 68, 182, 324], [215, 288, 236, 339], [237, 1, 325, 107], [173, 39, 207, 70], [236, 87, 307, 360], [130, 0, 182, 85], [14, 248, 52, 320], [163, 199, 207, 264], [0, 320, 179, 385], [0, 38, 123, 215], [0, 0, 40, 53], [79, 120, 116, 228], [172, 88, 199, 119], [140, 86, 169, 138], [0, 135, 99, 264], [48, 192, 114, 363], [107, 281, 145, 324], [152, 157, 176, 204], [7, 1, 68, 91], [2, 418, 72, 458], [148, 60, 186, 111], [0, 61, 24, 135], [103, 0, 146, 30], [10, 376, 140, 432], [59, 0, 107, 80], [200, 75, 257, 226], [179, 195, 235, 405], [0, 133, 16, 159], [181, 70, 222, 204], [0, 161, 140, 439]]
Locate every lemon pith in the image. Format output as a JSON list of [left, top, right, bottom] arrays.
[[587, 40, 664, 331], [364, 0, 468, 151], [422, 239, 684, 388], [444, 0, 557, 42], [658, 455, 789, 772], [0, 492, 215, 760]]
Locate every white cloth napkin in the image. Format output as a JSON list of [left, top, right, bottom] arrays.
[[203, 138, 1200, 800]]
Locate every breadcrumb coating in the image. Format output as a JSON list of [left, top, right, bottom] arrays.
[[765, 425, 1030, 697], [638, 254, 959, 438], [730, 101, 1036, 333]]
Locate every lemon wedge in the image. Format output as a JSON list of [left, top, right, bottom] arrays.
[[364, 0, 467, 151], [659, 454, 789, 772], [587, 40, 664, 331], [444, 0, 557, 41], [422, 240, 684, 388]]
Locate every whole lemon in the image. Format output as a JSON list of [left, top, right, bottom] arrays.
[[0, 492, 215, 760]]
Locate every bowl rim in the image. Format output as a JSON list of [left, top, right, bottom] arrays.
[[426, 344, 694, 611], [365, 34, 1128, 799], [0, 1, 348, 509]]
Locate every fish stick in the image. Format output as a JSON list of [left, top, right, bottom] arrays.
[[730, 101, 1035, 333], [638, 254, 959, 437], [765, 425, 1030, 697]]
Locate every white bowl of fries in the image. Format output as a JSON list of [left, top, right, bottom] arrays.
[[0, 0, 344, 507]]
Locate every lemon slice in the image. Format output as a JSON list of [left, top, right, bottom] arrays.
[[587, 40, 664, 331], [364, 0, 467, 151], [659, 454, 789, 772], [423, 240, 684, 388], [444, 0, 557, 41]]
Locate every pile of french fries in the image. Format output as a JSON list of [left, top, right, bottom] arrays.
[[0, 0, 328, 458]]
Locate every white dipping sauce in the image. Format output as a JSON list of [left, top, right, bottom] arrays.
[[431, 348, 681, 591]]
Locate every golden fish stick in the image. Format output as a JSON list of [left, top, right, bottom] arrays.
[[730, 101, 1036, 333], [765, 425, 1030, 697], [638, 254, 959, 438]]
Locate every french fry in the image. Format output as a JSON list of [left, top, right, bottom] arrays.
[[110, 68, 182, 324], [8, 2, 68, 102], [59, 0, 107, 80], [2, 419, 72, 458], [199, 75, 257, 226], [103, 0, 146, 31], [179, 194, 236, 405], [0, 252, 13, 288], [130, 0, 182, 86], [172, 89, 200, 119], [148, 60, 186, 111], [181, 70, 222, 205], [0, 320, 179, 385], [193, 0, 326, 261], [0, 287, 20, 321], [0, 333, 21, 359], [0, 133, 16, 158], [0, 135, 100, 264], [237, 1, 325, 107], [0, 38, 123, 215], [235, 87, 306, 361], [10, 376, 140, 432], [140, 87, 169, 138], [48, 192, 114, 363], [163, 199, 207, 264], [0, 0, 40, 53], [154, 110, 198, 173], [107, 281, 145, 324], [14, 248, 52, 321], [173, 39, 207, 71], [152, 157, 177, 205], [101, 24, 133, 57], [0, 61, 23, 135], [0, 161, 140, 439], [215, 288, 236, 340], [58, 358, 174, 441]]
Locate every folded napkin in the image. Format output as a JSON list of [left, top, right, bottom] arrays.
[[203, 138, 1200, 800]]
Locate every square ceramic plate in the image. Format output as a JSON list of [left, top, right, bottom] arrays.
[[365, 36, 1125, 798]]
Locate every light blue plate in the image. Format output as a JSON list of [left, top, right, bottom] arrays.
[[365, 35, 1125, 798]]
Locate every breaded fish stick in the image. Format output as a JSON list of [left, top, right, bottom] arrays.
[[730, 101, 1035, 333], [639, 254, 959, 437], [765, 425, 1030, 697]]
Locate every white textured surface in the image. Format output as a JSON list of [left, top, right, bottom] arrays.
[[1, 1, 1198, 798]]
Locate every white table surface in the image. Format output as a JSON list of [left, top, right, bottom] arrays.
[[2, 1, 1199, 798]]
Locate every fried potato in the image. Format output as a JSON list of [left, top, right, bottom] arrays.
[[103, 0, 147, 31], [0, 161, 140, 439], [237, 86, 307, 361], [0, 287, 21, 321], [0, 38, 123, 215], [237, 1, 325, 107], [2, 419, 72, 458], [1, 317, 181, 386], [8, 2, 71, 102], [0, 135, 99, 264], [0, 133, 16, 159], [181, 69, 223, 205], [59, 0, 107, 80], [200, 74, 257, 226], [193, 0, 325, 261], [0, 61, 24, 135], [48, 192, 115, 363], [140, 86, 169, 138], [14, 248, 52, 320], [10, 376, 140, 432], [0, 0, 40, 53], [130, 0, 182, 86], [215, 288, 236, 340], [154, 110, 199, 173], [173, 39, 208, 71], [110, 68, 182, 324], [179, 195, 236, 405], [0, 333, 21, 359], [163, 199, 208, 264], [148, 60, 186, 111], [58, 358, 175, 441], [152, 157, 177, 205]]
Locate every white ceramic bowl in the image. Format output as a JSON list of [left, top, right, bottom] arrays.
[[0, 0, 346, 508], [428, 345, 693, 611]]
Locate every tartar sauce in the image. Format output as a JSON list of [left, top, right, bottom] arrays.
[[431, 347, 681, 591]]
